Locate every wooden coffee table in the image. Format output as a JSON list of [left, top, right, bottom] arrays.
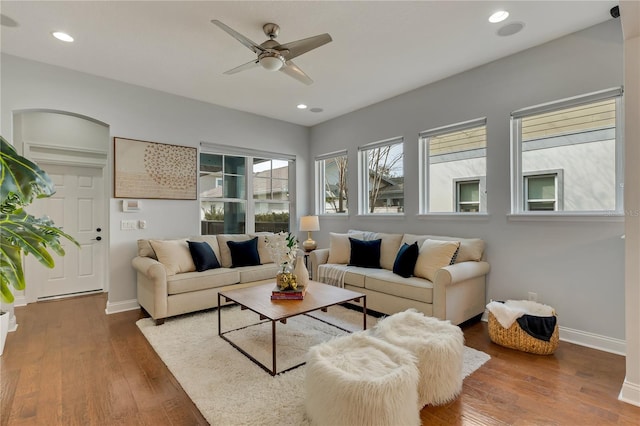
[[217, 281, 366, 376]]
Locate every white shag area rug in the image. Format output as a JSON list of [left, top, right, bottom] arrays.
[[137, 305, 490, 425]]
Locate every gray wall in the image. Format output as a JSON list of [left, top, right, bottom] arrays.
[[1, 53, 310, 308], [309, 19, 626, 341]]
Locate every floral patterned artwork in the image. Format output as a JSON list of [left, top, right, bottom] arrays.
[[114, 137, 197, 199]]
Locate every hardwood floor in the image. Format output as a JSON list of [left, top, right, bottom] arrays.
[[1, 294, 639, 425]]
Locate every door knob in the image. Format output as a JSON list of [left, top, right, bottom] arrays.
[[92, 236, 102, 241]]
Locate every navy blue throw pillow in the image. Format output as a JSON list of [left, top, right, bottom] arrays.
[[227, 237, 261, 267], [392, 242, 420, 278], [348, 238, 382, 268], [187, 241, 220, 272]]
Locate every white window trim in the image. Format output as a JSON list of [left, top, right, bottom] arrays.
[[199, 143, 296, 233], [523, 170, 564, 212], [315, 150, 349, 216], [419, 117, 487, 214], [453, 176, 487, 213], [358, 137, 404, 216], [510, 88, 624, 217]]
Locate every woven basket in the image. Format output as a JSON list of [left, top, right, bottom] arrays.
[[488, 311, 559, 355]]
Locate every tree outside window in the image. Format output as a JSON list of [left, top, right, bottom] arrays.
[[317, 154, 348, 214], [360, 140, 404, 214]]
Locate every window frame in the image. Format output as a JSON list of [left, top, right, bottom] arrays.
[[453, 177, 486, 213], [510, 87, 624, 217], [357, 137, 405, 216], [199, 142, 296, 234], [523, 170, 564, 212], [419, 117, 487, 214], [315, 150, 349, 216]]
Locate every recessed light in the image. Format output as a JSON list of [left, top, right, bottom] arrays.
[[488, 10, 509, 23], [309, 107, 324, 113], [297, 104, 308, 110], [52, 31, 74, 42]]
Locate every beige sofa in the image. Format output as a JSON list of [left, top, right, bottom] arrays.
[[132, 233, 279, 325], [310, 232, 490, 325]]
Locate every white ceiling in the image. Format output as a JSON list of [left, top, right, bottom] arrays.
[[0, 1, 619, 127]]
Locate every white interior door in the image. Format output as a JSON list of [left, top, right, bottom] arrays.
[[25, 164, 106, 300]]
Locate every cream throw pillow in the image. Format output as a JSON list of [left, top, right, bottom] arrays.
[[149, 239, 196, 276], [327, 232, 364, 264], [414, 239, 460, 281]]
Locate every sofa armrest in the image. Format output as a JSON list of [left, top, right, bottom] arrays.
[[432, 261, 490, 324], [309, 249, 330, 281], [434, 261, 490, 286], [132, 256, 169, 321]]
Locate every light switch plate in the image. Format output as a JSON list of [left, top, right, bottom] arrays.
[[121, 219, 137, 230]]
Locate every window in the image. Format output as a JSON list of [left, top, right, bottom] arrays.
[[315, 151, 348, 214], [511, 88, 623, 214], [420, 118, 487, 213], [358, 138, 404, 214], [524, 172, 563, 211], [200, 147, 293, 234], [253, 158, 290, 232], [456, 179, 481, 212]]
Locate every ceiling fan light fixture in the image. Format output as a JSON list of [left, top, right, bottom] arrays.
[[258, 52, 285, 71]]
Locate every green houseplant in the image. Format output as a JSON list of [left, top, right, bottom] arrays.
[[0, 135, 77, 304]]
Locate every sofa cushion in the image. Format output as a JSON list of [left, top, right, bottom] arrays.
[[402, 234, 484, 263], [217, 234, 253, 267], [348, 237, 382, 268], [364, 269, 433, 303], [190, 235, 222, 263], [149, 239, 196, 276], [167, 268, 240, 294], [327, 232, 364, 264], [414, 239, 460, 281], [237, 264, 279, 283], [374, 233, 404, 270], [227, 237, 261, 267], [251, 232, 274, 264], [137, 239, 157, 259], [393, 242, 420, 278], [187, 241, 220, 272]]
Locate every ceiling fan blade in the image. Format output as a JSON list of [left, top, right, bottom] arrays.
[[279, 33, 332, 60], [280, 61, 313, 85], [211, 20, 264, 54], [224, 59, 260, 75]]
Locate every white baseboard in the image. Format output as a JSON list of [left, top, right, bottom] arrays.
[[105, 299, 139, 315], [481, 313, 626, 355], [619, 379, 640, 407], [13, 295, 27, 307], [559, 326, 626, 355]]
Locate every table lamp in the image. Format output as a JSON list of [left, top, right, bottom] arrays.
[[300, 215, 320, 251]]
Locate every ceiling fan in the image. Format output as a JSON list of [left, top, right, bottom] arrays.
[[211, 20, 332, 85]]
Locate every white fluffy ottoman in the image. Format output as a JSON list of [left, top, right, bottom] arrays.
[[305, 332, 420, 426], [372, 309, 465, 406]]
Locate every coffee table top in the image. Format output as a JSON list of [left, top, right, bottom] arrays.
[[219, 281, 365, 321]]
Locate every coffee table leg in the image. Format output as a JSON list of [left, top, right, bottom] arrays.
[[363, 296, 367, 330], [272, 320, 277, 376], [218, 293, 222, 336]]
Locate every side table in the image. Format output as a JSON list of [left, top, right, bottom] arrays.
[[303, 250, 314, 279]]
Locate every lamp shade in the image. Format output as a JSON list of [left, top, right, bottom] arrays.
[[299, 215, 320, 232]]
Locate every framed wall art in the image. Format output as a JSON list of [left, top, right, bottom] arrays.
[[114, 137, 197, 200]]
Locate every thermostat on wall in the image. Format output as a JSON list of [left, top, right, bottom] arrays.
[[122, 199, 141, 212]]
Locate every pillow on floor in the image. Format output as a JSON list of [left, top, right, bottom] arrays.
[[227, 237, 261, 267], [414, 239, 460, 281], [187, 240, 220, 272], [149, 239, 196, 276], [348, 237, 382, 268], [392, 242, 420, 278]]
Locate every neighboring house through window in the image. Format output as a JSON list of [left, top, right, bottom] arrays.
[[511, 88, 623, 214], [358, 137, 404, 214], [200, 144, 294, 234], [420, 118, 487, 213], [315, 151, 348, 214]]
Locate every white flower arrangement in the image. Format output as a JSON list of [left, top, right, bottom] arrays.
[[265, 231, 299, 273]]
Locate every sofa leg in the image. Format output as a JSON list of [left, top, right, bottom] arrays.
[[154, 318, 165, 326]]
